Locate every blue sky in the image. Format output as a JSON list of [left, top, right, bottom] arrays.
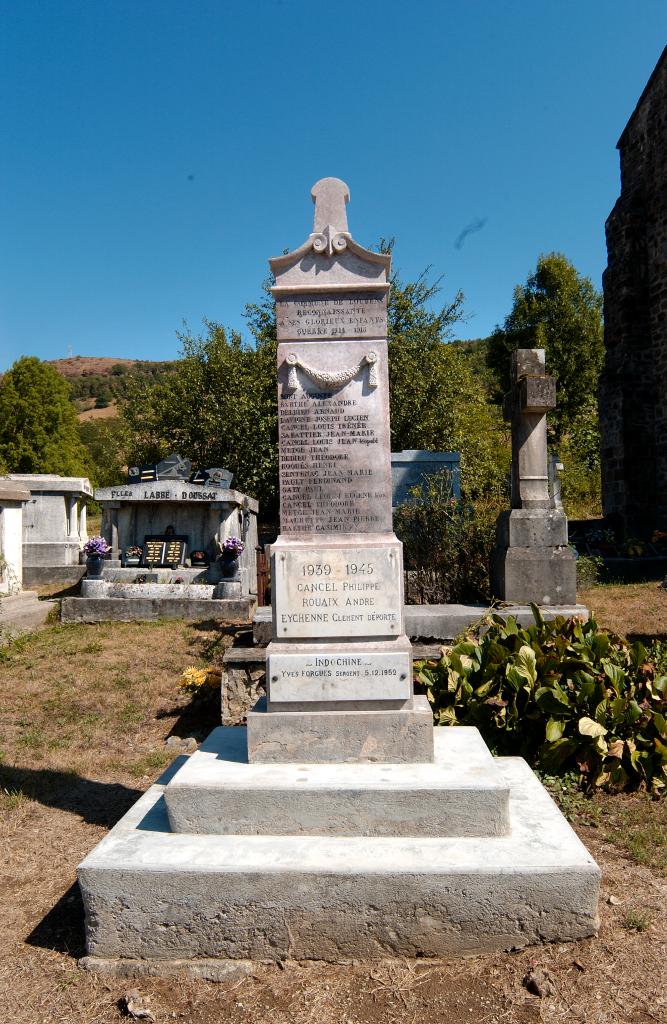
[[1, 1, 665, 370]]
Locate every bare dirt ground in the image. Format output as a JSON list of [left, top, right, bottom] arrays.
[[0, 614, 665, 1024]]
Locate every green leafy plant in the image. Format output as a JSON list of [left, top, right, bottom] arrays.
[[575, 553, 603, 589], [415, 606, 667, 794], [394, 473, 505, 604]]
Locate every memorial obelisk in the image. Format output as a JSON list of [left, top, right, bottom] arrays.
[[246, 177, 433, 762]]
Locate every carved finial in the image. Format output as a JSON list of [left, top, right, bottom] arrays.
[[311, 177, 350, 234]]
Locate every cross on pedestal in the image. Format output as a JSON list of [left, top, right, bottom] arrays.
[[503, 349, 556, 511]]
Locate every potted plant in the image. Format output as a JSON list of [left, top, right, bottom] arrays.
[[218, 536, 244, 579], [83, 536, 110, 577], [124, 545, 143, 567]]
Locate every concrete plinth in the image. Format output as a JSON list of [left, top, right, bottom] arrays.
[[247, 694, 434, 763], [77, 754, 600, 963], [164, 726, 509, 837], [253, 603, 590, 645], [60, 596, 254, 624], [491, 545, 577, 606]]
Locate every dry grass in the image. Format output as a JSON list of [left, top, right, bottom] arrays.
[[0, 616, 665, 1024], [579, 580, 667, 642]]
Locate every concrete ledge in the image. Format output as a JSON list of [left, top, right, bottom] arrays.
[[164, 726, 510, 838], [253, 604, 590, 644], [247, 694, 435, 764], [77, 756, 600, 961], [23, 565, 86, 589], [60, 597, 254, 623], [0, 591, 57, 632]]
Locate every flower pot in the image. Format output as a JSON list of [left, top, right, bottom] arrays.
[[86, 554, 104, 578], [219, 555, 240, 579]]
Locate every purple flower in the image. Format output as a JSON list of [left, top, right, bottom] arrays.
[[84, 536, 110, 557], [222, 536, 244, 556]]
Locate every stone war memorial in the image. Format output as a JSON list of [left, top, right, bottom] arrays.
[[77, 179, 599, 971]]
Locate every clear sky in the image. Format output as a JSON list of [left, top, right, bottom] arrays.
[[1, 1, 665, 371]]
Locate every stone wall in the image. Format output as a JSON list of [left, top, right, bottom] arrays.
[[600, 46, 667, 537]]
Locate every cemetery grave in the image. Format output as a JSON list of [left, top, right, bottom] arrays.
[[60, 454, 259, 624]]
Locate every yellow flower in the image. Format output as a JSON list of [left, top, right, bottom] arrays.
[[179, 666, 220, 694]]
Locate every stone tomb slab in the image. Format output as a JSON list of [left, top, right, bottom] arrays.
[[272, 536, 403, 639], [247, 694, 434, 764], [164, 726, 510, 838], [267, 636, 412, 703], [77, 756, 600, 962]]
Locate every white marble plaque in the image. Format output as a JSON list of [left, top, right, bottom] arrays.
[[276, 292, 387, 341], [278, 339, 393, 534], [267, 646, 411, 702], [273, 542, 402, 638]]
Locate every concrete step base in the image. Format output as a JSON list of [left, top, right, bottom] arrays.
[[252, 603, 590, 645], [164, 726, 510, 837], [247, 694, 435, 763], [60, 596, 254, 623], [0, 591, 57, 632], [77, 755, 600, 963]]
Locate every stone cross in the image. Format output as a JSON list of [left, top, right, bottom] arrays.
[[503, 349, 556, 510], [311, 176, 350, 234]]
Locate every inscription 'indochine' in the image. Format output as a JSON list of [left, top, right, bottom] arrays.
[[276, 292, 387, 341]]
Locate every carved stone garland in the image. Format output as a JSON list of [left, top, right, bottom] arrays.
[[285, 351, 378, 393]]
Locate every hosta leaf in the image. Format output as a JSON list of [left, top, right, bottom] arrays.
[[514, 645, 537, 685], [545, 717, 565, 741], [653, 675, 667, 696], [601, 660, 626, 692], [530, 603, 545, 628], [578, 716, 608, 738], [607, 738, 624, 758], [536, 686, 571, 715], [538, 738, 578, 772], [626, 699, 643, 724]]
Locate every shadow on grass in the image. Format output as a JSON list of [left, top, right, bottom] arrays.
[[0, 765, 141, 827], [25, 881, 86, 958], [156, 690, 221, 743], [628, 632, 667, 646]]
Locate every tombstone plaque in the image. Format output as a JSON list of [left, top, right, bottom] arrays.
[[141, 534, 188, 568]]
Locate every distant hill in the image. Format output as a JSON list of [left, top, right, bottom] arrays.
[[46, 356, 177, 416]]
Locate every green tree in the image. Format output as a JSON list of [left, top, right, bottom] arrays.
[[487, 253, 604, 440], [0, 356, 90, 475], [78, 417, 129, 488], [386, 253, 509, 498], [122, 323, 279, 516]]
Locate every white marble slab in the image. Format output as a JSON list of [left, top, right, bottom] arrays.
[[272, 539, 402, 638]]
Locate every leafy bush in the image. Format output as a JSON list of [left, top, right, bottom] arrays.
[[575, 553, 603, 589], [415, 607, 667, 794], [394, 473, 504, 604]]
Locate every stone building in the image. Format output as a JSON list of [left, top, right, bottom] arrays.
[[600, 45, 667, 537]]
